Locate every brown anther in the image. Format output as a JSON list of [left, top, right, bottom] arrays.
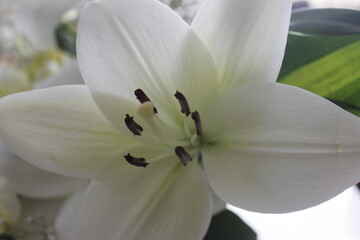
[[191, 111, 202, 136], [174, 91, 191, 116], [134, 89, 158, 113], [125, 114, 143, 136], [175, 146, 192, 166], [124, 153, 149, 168]]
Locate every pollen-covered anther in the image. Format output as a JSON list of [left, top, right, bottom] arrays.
[[134, 88, 158, 113], [175, 146, 192, 166], [191, 111, 202, 136], [124, 114, 143, 136], [174, 91, 191, 116], [124, 153, 149, 168]]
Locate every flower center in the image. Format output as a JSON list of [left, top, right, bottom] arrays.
[[123, 89, 203, 168]]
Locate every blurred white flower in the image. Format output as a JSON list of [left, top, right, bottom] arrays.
[[0, 185, 73, 240], [0, 64, 30, 98], [13, 0, 82, 51], [0, 0, 86, 199]]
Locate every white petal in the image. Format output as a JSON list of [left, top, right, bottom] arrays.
[[77, 0, 219, 130], [191, 0, 292, 88], [0, 177, 20, 226], [203, 82, 360, 213], [34, 59, 84, 89], [211, 190, 226, 215], [71, 159, 212, 240], [0, 86, 129, 179], [14, 0, 79, 49], [0, 142, 87, 198], [55, 189, 86, 240]]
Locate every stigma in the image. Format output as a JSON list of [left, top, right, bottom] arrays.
[[137, 101, 156, 119]]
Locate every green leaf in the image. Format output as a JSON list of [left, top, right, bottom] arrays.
[[290, 8, 360, 35], [278, 34, 360, 79], [279, 8, 360, 116], [203, 210, 257, 240], [280, 40, 360, 103]]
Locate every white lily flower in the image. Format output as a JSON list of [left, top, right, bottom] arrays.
[[0, 0, 360, 239]]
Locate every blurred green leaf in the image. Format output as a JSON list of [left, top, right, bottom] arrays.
[[279, 8, 360, 116], [290, 8, 360, 35], [203, 210, 257, 240], [55, 22, 77, 56]]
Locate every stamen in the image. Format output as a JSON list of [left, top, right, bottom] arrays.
[[174, 91, 191, 116], [124, 153, 149, 168], [191, 111, 202, 136], [175, 146, 192, 166], [134, 89, 158, 113], [124, 114, 143, 136]]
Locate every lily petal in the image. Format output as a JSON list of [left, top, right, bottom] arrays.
[[0, 142, 86, 198], [203, 82, 360, 213], [211, 189, 226, 215], [191, 0, 292, 88], [77, 0, 219, 130], [55, 189, 86, 240], [0, 86, 128, 179], [71, 159, 212, 240]]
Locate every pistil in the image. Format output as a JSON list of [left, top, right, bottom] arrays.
[[124, 153, 149, 167], [124, 114, 143, 136], [175, 146, 192, 166]]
